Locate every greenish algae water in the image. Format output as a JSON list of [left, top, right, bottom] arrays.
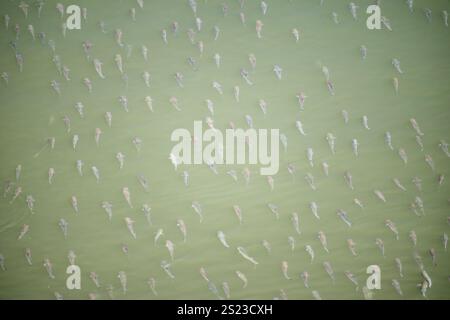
[[0, 0, 449, 299]]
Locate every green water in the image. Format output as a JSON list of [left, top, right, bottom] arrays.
[[0, 0, 449, 300]]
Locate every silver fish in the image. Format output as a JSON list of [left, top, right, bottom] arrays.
[[323, 261, 335, 284], [237, 247, 258, 267], [217, 231, 230, 248]]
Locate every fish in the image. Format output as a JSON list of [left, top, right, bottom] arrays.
[[72, 134, 79, 150], [393, 77, 399, 94], [292, 28, 300, 42], [26, 195, 35, 214], [301, 271, 309, 288], [137, 174, 149, 192], [291, 212, 301, 234], [242, 167, 251, 185], [15, 164, 22, 181], [43, 258, 55, 279], [217, 231, 230, 248], [93, 59, 105, 79], [76, 160, 83, 176], [281, 261, 290, 280], [262, 240, 271, 254], [422, 269, 432, 287], [393, 178, 407, 191], [353, 198, 364, 210], [259, 99, 268, 115], [412, 176, 422, 192], [312, 290, 322, 300], [306, 147, 314, 167], [142, 204, 152, 225], [424, 155, 435, 172], [25, 248, 32, 265], [326, 133, 336, 154], [349, 2, 358, 20], [360, 45, 367, 59], [375, 238, 385, 257], [71, 196, 78, 213], [305, 245, 314, 263], [91, 166, 100, 183], [147, 277, 157, 296], [234, 86, 240, 102], [322, 162, 329, 176], [410, 118, 424, 136], [222, 282, 230, 299], [326, 80, 335, 95], [74, 102, 84, 118], [287, 163, 295, 180], [418, 280, 428, 298], [406, 0, 413, 13], [122, 187, 133, 208], [392, 58, 403, 74], [381, 16, 392, 31], [213, 53, 221, 68], [352, 139, 359, 156], [0, 254, 5, 271], [273, 65, 283, 80], [207, 281, 223, 300], [256, 20, 263, 38], [345, 271, 359, 290], [362, 116, 370, 130], [68, 250, 76, 265], [392, 279, 403, 296], [438, 174, 445, 187], [385, 220, 399, 240], [318, 231, 329, 253], [132, 137, 142, 152], [199, 267, 209, 283], [429, 248, 437, 266], [124, 217, 136, 239], [374, 190, 387, 203], [213, 26, 220, 41], [3, 180, 13, 198], [10, 186, 22, 204], [310, 202, 320, 219], [337, 209, 352, 227], [409, 230, 417, 247], [424, 8, 432, 23], [166, 240, 175, 261], [395, 258, 403, 278], [154, 228, 164, 246], [323, 261, 335, 284], [90, 272, 100, 288], [233, 205, 243, 225], [58, 218, 68, 239], [142, 71, 151, 87], [288, 236, 295, 252], [118, 271, 127, 294], [17, 224, 29, 240], [304, 173, 316, 190], [176, 219, 187, 243], [347, 239, 357, 256], [342, 110, 349, 124], [236, 270, 248, 288], [118, 96, 129, 112], [237, 247, 258, 267], [416, 135, 424, 151], [105, 111, 112, 128], [192, 201, 203, 223]]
